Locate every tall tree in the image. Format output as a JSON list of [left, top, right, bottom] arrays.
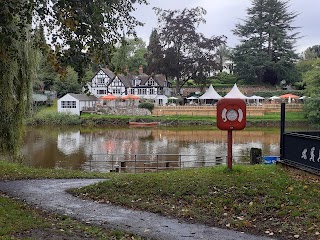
[[216, 45, 232, 73], [304, 45, 320, 60], [54, 67, 82, 98], [32, 25, 59, 92], [232, 0, 300, 85], [154, 7, 225, 95], [111, 37, 147, 74], [145, 29, 164, 75], [298, 58, 320, 124], [0, 0, 147, 155]]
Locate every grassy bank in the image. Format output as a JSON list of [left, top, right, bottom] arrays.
[[0, 160, 142, 239], [70, 164, 320, 240], [26, 100, 309, 126], [1, 161, 319, 239], [28, 109, 309, 127]]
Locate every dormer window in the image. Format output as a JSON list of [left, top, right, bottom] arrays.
[[135, 77, 141, 86], [97, 76, 104, 84]]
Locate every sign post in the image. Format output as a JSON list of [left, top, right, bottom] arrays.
[[217, 98, 246, 169], [227, 129, 233, 169]]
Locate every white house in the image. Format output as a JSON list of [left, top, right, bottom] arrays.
[[57, 93, 98, 115], [86, 66, 172, 101]]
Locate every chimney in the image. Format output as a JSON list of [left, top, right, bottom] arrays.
[[139, 65, 143, 75]]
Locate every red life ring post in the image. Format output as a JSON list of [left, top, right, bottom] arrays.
[[217, 98, 247, 169]]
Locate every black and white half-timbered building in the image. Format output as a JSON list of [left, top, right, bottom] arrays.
[[86, 66, 172, 99]]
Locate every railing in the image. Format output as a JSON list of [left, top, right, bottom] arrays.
[[83, 153, 250, 173]]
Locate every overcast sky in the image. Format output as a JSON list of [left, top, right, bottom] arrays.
[[132, 0, 318, 53]]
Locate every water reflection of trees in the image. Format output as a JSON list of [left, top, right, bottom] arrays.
[[151, 129, 279, 145], [22, 127, 281, 172]]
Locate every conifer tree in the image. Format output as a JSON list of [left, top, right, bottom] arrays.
[[233, 0, 300, 85], [145, 29, 164, 75]]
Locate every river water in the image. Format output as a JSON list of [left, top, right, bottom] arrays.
[[19, 125, 288, 173]]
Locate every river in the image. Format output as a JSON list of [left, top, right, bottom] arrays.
[[18, 125, 289, 173]]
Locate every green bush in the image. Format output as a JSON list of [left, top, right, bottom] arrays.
[[138, 102, 154, 112], [27, 112, 82, 125], [303, 98, 320, 124]]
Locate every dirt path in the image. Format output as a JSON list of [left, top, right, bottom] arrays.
[[0, 179, 274, 240]]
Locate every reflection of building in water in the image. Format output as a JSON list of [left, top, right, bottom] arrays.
[[82, 129, 155, 172], [23, 126, 282, 173], [57, 131, 81, 155], [82, 128, 281, 173]]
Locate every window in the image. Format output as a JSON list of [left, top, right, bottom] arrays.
[[147, 80, 156, 86], [149, 88, 155, 95], [61, 101, 76, 108], [138, 88, 146, 95], [97, 90, 107, 95], [130, 89, 135, 94], [97, 76, 105, 84], [112, 89, 121, 94]]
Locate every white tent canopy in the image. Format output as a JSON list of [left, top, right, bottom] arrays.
[[224, 83, 247, 99], [199, 85, 222, 100], [269, 96, 280, 100], [248, 95, 265, 100]]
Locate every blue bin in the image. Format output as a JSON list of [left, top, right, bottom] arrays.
[[263, 156, 279, 164]]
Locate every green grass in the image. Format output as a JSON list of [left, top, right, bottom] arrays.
[[70, 164, 320, 239], [0, 160, 110, 180], [82, 111, 307, 122], [0, 160, 143, 239], [0, 193, 141, 239], [29, 101, 308, 126]]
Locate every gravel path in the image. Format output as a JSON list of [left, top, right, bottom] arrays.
[[0, 179, 274, 240]]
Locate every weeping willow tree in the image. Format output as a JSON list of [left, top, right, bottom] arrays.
[[0, 1, 38, 155], [0, 0, 147, 156]]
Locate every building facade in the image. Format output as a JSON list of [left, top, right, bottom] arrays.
[[86, 67, 172, 99]]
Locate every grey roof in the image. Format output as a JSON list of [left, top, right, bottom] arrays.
[[101, 67, 116, 80], [151, 74, 167, 87], [137, 74, 150, 85], [117, 74, 134, 88], [69, 94, 98, 101]]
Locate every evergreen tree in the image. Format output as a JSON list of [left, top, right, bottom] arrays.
[[145, 29, 164, 75], [232, 0, 300, 85]]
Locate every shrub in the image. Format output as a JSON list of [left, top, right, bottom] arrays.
[[303, 98, 320, 124], [138, 102, 154, 112], [27, 112, 82, 125]]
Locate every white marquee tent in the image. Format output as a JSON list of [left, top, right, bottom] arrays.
[[223, 83, 247, 99], [199, 85, 222, 100]]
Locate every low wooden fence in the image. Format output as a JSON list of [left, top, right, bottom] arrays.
[[152, 104, 303, 117]]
